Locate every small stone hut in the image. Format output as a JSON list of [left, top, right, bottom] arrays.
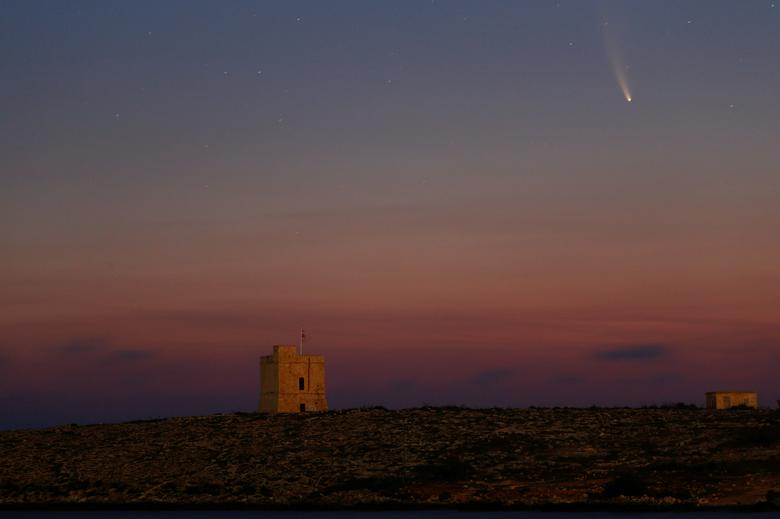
[[705, 391, 758, 410], [259, 344, 328, 413]]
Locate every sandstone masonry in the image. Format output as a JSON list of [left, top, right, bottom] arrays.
[[259, 345, 328, 413]]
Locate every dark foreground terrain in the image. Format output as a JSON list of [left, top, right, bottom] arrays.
[[1, 407, 779, 510]]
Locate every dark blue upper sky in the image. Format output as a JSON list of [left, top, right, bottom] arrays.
[[4, 0, 779, 189]]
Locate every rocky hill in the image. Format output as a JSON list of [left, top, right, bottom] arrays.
[[1, 407, 779, 510]]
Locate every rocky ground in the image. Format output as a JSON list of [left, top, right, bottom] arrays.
[[1, 407, 779, 510]]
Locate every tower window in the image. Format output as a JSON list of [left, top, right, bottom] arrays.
[[300, 403, 306, 412], [299, 377, 305, 390]]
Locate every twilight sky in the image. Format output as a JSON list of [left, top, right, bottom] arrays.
[[2, 0, 780, 429]]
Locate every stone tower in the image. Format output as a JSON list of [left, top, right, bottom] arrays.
[[259, 344, 328, 413]]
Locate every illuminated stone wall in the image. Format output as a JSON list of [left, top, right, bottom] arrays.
[[260, 345, 328, 413], [705, 391, 758, 410]]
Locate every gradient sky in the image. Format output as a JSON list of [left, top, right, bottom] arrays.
[[2, 0, 780, 429]]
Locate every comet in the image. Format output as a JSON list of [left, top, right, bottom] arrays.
[[599, 2, 633, 103], [607, 42, 633, 103]]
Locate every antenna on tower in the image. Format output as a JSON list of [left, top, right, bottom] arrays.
[[299, 327, 305, 355]]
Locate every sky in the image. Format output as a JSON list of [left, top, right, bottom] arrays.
[[2, 0, 779, 429]]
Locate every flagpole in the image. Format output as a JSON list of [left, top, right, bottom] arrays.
[[300, 327, 304, 355]]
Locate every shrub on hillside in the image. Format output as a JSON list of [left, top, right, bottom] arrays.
[[415, 457, 474, 482], [602, 473, 648, 498]]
